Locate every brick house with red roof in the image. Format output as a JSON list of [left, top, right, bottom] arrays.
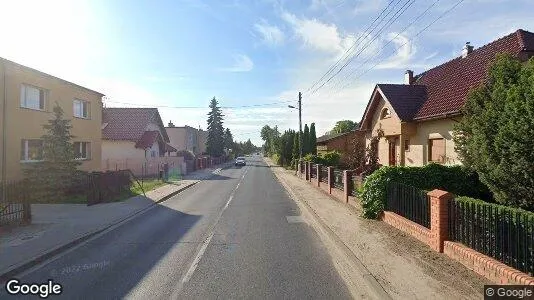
[[359, 29, 534, 166]]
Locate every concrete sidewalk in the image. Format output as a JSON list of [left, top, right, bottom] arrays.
[[266, 159, 489, 300], [0, 164, 227, 280]]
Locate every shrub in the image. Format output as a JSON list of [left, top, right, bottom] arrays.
[[320, 151, 341, 167], [271, 153, 282, 165], [360, 164, 492, 219]]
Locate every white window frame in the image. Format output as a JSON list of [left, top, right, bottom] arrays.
[[20, 139, 44, 162], [73, 99, 90, 119], [20, 84, 46, 111], [73, 142, 91, 160]]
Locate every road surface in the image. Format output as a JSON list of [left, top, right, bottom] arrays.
[[2, 156, 352, 299]]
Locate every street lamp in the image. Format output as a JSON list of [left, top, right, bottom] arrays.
[[287, 92, 303, 163]]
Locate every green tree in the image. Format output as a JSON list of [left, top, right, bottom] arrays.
[[206, 97, 225, 157], [332, 120, 358, 134], [310, 123, 317, 155], [23, 104, 81, 202], [223, 128, 233, 152], [454, 54, 534, 210], [303, 124, 310, 155], [292, 131, 299, 161]]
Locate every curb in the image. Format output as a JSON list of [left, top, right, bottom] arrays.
[[0, 165, 226, 282]]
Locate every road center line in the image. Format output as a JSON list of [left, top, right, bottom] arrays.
[[172, 166, 249, 298]]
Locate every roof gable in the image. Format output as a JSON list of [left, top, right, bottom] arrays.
[[102, 108, 169, 142]]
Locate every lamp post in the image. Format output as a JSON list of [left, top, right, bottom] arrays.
[[288, 92, 302, 162]]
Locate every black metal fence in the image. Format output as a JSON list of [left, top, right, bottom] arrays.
[[386, 182, 430, 229], [320, 166, 328, 183], [0, 181, 31, 226], [310, 164, 317, 179], [333, 170, 344, 191], [448, 200, 534, 275], [86, 170, 134, 206]]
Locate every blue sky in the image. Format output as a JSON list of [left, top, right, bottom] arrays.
[[1, 0, 533, 145]]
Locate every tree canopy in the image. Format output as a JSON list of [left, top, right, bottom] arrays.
[[206, 97, 225, 157], [332, 120, 359, 134], [453, 54, 534, 210]]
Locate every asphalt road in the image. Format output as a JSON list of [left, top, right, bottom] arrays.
[[2, 156, 351, 299]]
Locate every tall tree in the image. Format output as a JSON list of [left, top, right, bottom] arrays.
[[206, 97, 225, 157], [292, 131, 299, 161], [303, 124, 310, 155], [454, 54, 534, 210], [310, 123, 317, 155], [332, 120, 358, 134], [223, 128, 233, 152], [24, 104, 81, 202]]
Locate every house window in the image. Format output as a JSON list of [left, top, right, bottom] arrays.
[[73, 142, 91, 160], [20, 84, 46, 110], [404, 139, 410, 151], [20, 139, 44, 161], [428, 138, 445, 162], [380, 108, 391, 119], [73, 99, 90, 119], [151, 150, 156, 157]]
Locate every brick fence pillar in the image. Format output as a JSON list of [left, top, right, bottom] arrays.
[[306, 162, 311, 181], [428, 189, 453, 252], [316, 164, 322, 187], [327, 167, 333, 194], [343, 170, 352, 203]]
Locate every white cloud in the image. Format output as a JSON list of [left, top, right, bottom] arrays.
[[376, 33, 418, 69], [254, 20, 285, 46], [352, 0, 385, 15], [221, 54, 254, 72]]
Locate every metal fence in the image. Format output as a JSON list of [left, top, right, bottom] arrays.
[[86, 170, 135, 206], [448, 200, 534, 275], [320, 166, 328, 183], [386, 182, 430, 229], [333, 170, 344, 191], [0, 181, 31, 226], [351, 175, 359, 197], [310, 164, 317, 179]]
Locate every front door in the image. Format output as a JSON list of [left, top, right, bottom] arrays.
[[388, 138, 397, 166]]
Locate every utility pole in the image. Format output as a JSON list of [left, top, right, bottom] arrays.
[[298, 92, 302, 162]]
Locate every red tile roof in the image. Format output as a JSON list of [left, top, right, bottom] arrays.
[[377, 84, 427, 121], [135, 131, 159, 149], [413, 29, 534, 120], [102, 108, 170, 142]]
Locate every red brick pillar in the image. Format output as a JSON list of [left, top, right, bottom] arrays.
[[316, 164, 322, 187], [306, 162, 311, 181], [297, 160, 302, 177], [343, 170, 352, 203], [428, 189, 453, 252], [327, 167, 333, 194]]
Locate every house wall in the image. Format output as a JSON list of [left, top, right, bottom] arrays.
[[366, 95, 402, 166], [166, 127, 187, 153], [317, 131, 365, 165], [405, 118, 461, 166], [198, 130, 207, 154], [0, 59, 103, 181], [102, 140, 145, 160]]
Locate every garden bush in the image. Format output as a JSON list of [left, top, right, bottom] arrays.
[[359, 164, 492, 219], [302, 151, 341, 167]]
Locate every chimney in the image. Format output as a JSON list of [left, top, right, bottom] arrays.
[[168, 121, 175, 127], [404, 70, 414, 85], [462, 42, 474, 58]]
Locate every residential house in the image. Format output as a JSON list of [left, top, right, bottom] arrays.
[[316, 130, 365, 165], [101, 108, 181, 176], [359, 29, 534, 166], [165, 124, 208, 156], [0, 58, 104, 181]]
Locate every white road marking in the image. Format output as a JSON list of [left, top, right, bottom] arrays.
[[172, 166, 249, 299]]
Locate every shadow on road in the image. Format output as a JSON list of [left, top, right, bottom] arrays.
[[4, 202, 202, 299]]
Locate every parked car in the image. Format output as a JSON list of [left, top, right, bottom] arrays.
[[235, 157, 246, 166]]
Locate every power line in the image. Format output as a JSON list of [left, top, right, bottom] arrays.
[[304, 0, 396, 94], [326, 0, 441, 96], [104, 100, 295, 109], [308, 0, 415, 96], [335, 0, 465, 93]]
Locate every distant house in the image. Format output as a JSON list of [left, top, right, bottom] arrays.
[[359, 29, 534, 167], [316, 130, 365, 165], [165, 124, 207, 156], [101, 108, 181, 175]]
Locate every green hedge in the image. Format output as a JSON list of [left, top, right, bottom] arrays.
[[303, 151, 341, 167], [359, 164, 492, 219]]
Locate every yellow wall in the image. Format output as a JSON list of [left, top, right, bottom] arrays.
[[0, 60, 103, 181], [102, 140, 145, 161]]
